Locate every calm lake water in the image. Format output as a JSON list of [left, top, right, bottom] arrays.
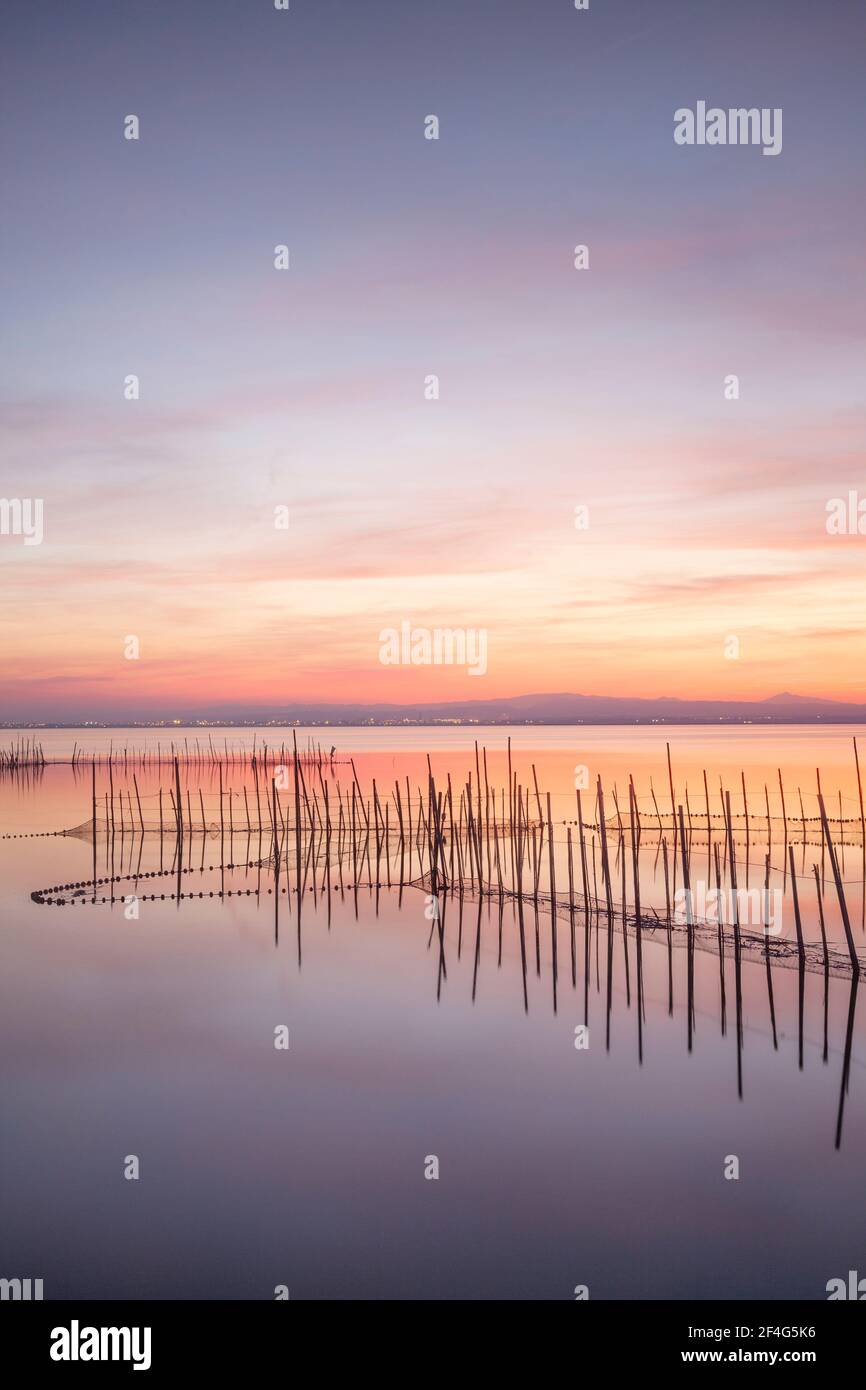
[[1, 725, 865, 1300]]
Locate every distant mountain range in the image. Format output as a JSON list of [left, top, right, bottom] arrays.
[[10, 692, 866, 728], [228, 691, 866, 726]]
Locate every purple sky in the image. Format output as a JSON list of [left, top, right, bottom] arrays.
[[1, 0, 864, 719]]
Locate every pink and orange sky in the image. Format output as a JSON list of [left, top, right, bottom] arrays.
[[1, 0, 864, 720]]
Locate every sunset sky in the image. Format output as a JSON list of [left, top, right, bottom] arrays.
[[1, 0, 864, 720]]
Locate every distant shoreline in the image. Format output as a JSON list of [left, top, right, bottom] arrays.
[[5, 690, 865, 730], [4, 718, 866, 731]]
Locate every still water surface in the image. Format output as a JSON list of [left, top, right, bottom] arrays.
[[1, 726, 864, 1299]]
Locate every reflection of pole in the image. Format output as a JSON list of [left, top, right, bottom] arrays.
[[546, 792, 557, 1012], [680, 805, 694, 1054], [835, 975, 860, 1150]]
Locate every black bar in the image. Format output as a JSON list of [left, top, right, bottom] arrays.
[[3, 1298, 863, 1375]]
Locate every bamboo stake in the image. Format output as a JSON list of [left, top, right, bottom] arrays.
[[818, 792, 859, 976]]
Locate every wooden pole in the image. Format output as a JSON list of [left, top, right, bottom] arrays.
[[813, 864, 829, 970], [788, 844, 805, 963], [854, 736, 865, 862], [818, 792, 859, 975]]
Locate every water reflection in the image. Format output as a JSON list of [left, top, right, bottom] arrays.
[[27, 814, 863, 1152]]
